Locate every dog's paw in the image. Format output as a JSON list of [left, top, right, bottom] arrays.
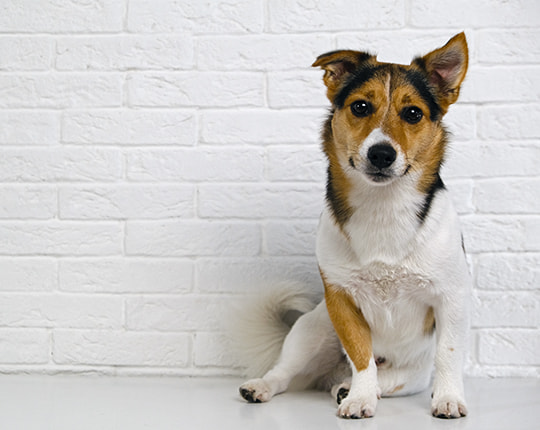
[[431, 396, 468, 419], [239, 379, 273, 403], [337, 394, 378, 419]]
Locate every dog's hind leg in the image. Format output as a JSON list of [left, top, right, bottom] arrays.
[[239, 301, 340, 403]]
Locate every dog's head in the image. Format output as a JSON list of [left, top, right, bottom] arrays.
[[313, 33, 468, 192]]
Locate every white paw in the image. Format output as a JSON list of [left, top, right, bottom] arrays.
[[337, 394, 378, 419], [431, 395, 468, 419], [239, 379, 273, 403]]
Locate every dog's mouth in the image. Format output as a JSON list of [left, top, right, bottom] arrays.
[[366, 170, 393, 183], [349, 157, 411, 184]]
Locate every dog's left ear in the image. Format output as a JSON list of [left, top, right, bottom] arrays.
[[312, 50, 374, 102], [415, 32, 469, 112]]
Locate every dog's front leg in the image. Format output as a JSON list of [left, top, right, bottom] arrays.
[[324, 282, 378, 419], [431, 295, 468, 419]]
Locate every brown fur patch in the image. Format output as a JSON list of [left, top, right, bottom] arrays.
[[312, 51, 375, 102], [322, 274, 372, 372], [423, 306, 436, 336], [388, 384, 405, 395]]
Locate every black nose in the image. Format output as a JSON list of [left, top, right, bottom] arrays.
[[367, 144, 396, 169]]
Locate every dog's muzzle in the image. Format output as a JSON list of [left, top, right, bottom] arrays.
[[362, 143, 398, 182]]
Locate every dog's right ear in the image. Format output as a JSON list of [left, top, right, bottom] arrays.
[[312, 50, 374, 102]]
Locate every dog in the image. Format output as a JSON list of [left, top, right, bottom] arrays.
[[237, 33, 471, 420]]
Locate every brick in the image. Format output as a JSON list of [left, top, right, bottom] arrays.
[[196, 257, 322, 293], [0, 148, 122, 182], [0, 37, 52, 70], [0, 74, 122, 108], [460, 216, 533, 253], [266, 146, 326, 182], [59, 258, 193, 294], [128, 0, 264, 33], [0, 294, 122, 329], [126, 295, 235, 332], [62, 110, 196, 145], [268, 0, 405, 32], [265, 221, 318, 256], [0, 111, 59, 145], [194, 332, 237, 368], [0, 221, 122, 256], [125, 221, 261, 257], [59, 185, 194, 220], [477, 30, 540, 64], [56, 35, 193, 70], [461, 67, 540, 103], [198, 184, 323, 219], [0, 0, 536, 378], [444, 180, 474, 215], [126, 147, 264, 182], [0, 0, 124, 33], [336, 31, 461, 65], [479, 329, 540, 365], [201, 109, 325, 144], [443, 142, 540, 179], [443, 105, 476, 141], [476, 253, 540, 290], [127, 72, 264, 107], [0, 186, 57, 219], [472, 292, 539, 328], [197, 35, 333, 71], [0, 329, 50, 364], [267, 71, 328, 108], [475, 178, 540, 214], [411, 0, 539, 28], [0, 258, 56, 292], [478, 105, 540, 139], [523, 218, 540, 250], [53, 330, 190, 367]]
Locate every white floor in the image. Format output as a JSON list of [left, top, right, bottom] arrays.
[[0, 376, 538, 430]]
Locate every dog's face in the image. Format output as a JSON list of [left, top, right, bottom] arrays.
[[313, 33, 468, 192]]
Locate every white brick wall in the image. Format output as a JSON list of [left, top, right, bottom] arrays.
[[0, 0, 538, 378]]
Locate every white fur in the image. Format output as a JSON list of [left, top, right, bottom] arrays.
[[238, 137, 471, 420], [228, 281, 320, 378]]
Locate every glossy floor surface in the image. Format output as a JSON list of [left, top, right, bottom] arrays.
[[0, 375, 538, 430]]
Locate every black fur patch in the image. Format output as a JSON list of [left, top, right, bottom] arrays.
[[321, 113, 353, 227], [326, 167, 353, 226], [404, 69, 442, 122], [316, 50, 372, 64], [417, 174, 445, 224], [334, 65, 382, 108]]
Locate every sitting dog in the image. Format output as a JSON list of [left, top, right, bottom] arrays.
[[238, 33, 471, 419]]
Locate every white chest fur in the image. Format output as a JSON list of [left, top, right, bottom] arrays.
[[318, 172, 428, 269]]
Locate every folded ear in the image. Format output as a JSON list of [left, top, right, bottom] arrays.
[[415, 32, 469, 112], [312, 50, 374, 102]]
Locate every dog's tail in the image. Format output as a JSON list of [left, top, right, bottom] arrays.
[[228, 281, 320, 378]]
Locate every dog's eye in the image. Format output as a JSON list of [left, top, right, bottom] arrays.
[[401, 106, 423, 124], [351, 100, 373, 118]]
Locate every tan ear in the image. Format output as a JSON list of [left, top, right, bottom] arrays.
[[416, 32, 469, 111], [312, 50, 374, 102]]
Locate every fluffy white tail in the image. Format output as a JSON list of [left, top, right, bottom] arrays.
[[228, 282, 320, 378]]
